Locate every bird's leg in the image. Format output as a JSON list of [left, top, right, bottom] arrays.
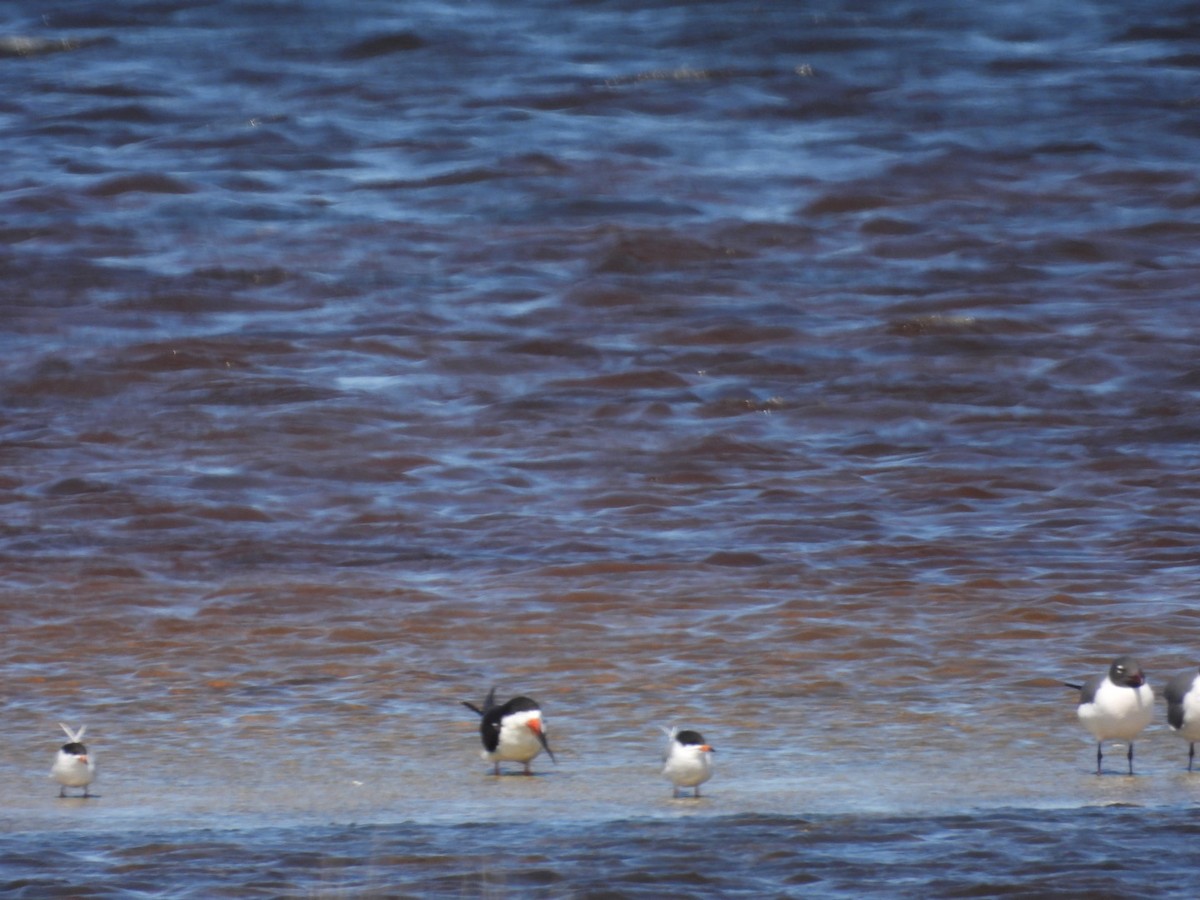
[[59, 786, 66, 798], [694, 785, 701, 798], [83, 786, 90, 798], [1096, 742, 1103, 776], [493, 762, 500, 777], [1127, 743, 1135, 776], [523, 762, 533, 776], [1190, 743, 1195, 773]]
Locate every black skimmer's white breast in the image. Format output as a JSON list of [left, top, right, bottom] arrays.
[[50, 723, 96, 798], [1064, 655, 1153, 775], [1164, 667, 1200, 771], [662, 727, 714, 798], [462, 687, 556, 775]]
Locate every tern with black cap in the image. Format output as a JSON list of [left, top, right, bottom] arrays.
[[50, 723, 96, 798], [662, 727, 714, 798]]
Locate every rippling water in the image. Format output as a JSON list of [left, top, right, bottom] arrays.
[[3, 0, 1200, 895]]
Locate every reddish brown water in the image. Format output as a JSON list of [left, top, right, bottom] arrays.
[[3, 0, 1200, 895]]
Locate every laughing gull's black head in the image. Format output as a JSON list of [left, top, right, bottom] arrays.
[[1108, 656, 1145, 689]]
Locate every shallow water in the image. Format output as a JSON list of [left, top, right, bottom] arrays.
[[3, 0, 1200, 895], [6, 808, 1199, 899]]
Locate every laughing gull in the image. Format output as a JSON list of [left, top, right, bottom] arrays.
[[1164, 667, 1200, 771], [1064, 656, 1154, 775]]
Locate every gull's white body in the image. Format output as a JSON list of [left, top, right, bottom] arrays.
[[1166, 670, 1200, 741], [1078, 676, 1154, 742], [1071, 656, 1153, 775], [1165, 668, 1200, 770]]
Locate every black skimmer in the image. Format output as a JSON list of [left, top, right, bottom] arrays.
[[462, 688, 556, 775]]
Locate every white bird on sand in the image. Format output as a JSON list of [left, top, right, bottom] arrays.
[[1164, 667, 1200, 771], [462, 687, 556, 776], [1063, 656, 1153, 775], [50, 723, 96, 798], [662, 727, 715, 797]]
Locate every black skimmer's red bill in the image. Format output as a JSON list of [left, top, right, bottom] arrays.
[[1164, 667, 1200, 771], [462, 687, 556, 776], [50, 723, 96, 798], [662, 727, 714, 798], [1063, 656, 1153, 775]]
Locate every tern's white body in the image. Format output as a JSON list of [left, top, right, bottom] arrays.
[[1078, 677, 1153, 742], [51, 749, 95, 788], [662, 728, 714, 797], [50, 723, 96, 797], [487, 708, 546, 765]]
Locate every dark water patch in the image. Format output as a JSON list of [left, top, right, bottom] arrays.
[[550, 370, 692, 392], [590, 229, 750, 275], [704, 551, 770, 567], [340, 31, 427, 60], [155, 120, 302, 154], [166, 377, 343, 408], [54, 81, 170, 99], [85, 173, 198, 196], [1156, 52, 1200, 68], [697, 395, 786, 418], [70, 103, 163, 124], [0, 225, 58, 244], [112, 291, 275, 314], [805, 192, 894, 216], [540, 197, 703, 219], [361, 166, 506, 191], [42, 477, 112, 497], [860, 216, 926, 236], [1031, 140, 1108, 155], [504, 338, 601, 359], [192, 266, 291, 287], [220, 174, 280, 193], [39, 5, 172, 30]]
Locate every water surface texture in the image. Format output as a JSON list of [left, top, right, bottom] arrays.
[[3, 0, 1200, 896]]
